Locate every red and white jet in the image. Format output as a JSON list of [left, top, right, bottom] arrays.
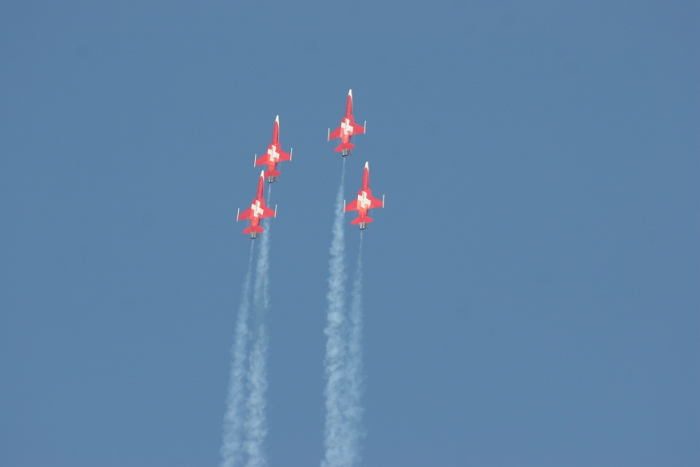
[[237, 171, 277, 239], [255, 115, 292, 183], [345, 162, 384, 230], [328, 89, 366, 156]]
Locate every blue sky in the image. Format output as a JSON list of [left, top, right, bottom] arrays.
[[1, 2, 698, 466]]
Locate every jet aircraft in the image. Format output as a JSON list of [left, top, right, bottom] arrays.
[[345, 162, 384, 230], [255, 116, 292, 183], [237, 171, 277, 239], [328, 89, 366, 156]]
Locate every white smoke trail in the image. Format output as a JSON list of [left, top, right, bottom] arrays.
[[323, 161, 353, 467], [345, 231, 365, 466], [221, 242, 255, 467], [243, 188, 272, 467]]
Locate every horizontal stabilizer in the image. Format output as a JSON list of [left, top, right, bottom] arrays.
[[335, 141, 355, 153], [243, 225, 264, 234], [264, 168, 281, 178], [351, 216, 373, 225]]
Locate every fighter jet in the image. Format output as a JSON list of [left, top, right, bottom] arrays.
[[328, 89, 366, 156], [255, 116, 292, 183], [345, 162, 384, 230], [237, 171, 277, 239]]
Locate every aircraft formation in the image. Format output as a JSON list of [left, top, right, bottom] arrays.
[[236, 89, 384, 237]]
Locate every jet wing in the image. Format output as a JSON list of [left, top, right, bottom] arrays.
[[237, 207, 254, 220], [344, 199, 359, 212], [260, 204, 276, 218], [329, 125, 343, 140], [345, 195, 382, 211], [256, 146, 291, 166], [369, 196, 383, 208], [238, 202, 274, 220], [254, 154, 270, 167], [350, 121, 365, 135], [276, 148, 291, 162]]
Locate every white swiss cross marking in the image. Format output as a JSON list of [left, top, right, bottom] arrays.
[[267, 145, 279, 161], [341, 118, 353, 135], [358, 191, 371, 209], [251, 200, 264, 218]]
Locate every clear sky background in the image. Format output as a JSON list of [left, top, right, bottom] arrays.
[[1, 2, 698, 466]]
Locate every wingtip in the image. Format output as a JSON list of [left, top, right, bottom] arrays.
[[365, 161, 369, 169], [260, 170, 265, 178], [348, 89, 353, 97], [275, 115, 279, 123]]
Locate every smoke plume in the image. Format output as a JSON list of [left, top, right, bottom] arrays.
[[221, 243, 255, 467], [322, 161, 355, 467], [345, 232, 365, 466], [243, 217, 271, 467]]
